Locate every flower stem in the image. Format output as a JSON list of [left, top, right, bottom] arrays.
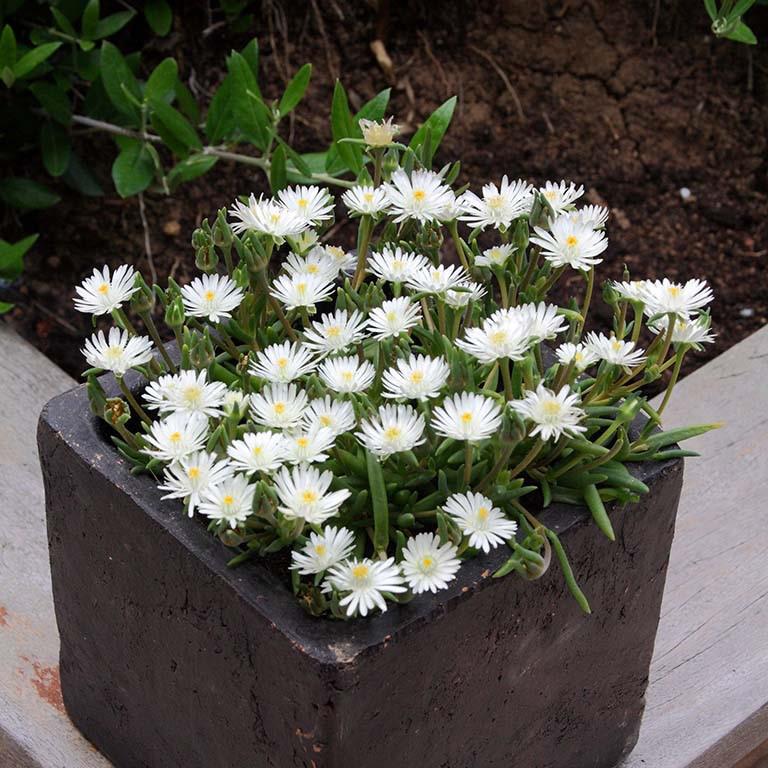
[[463, 441, 474, 488], [352, 216, 373, 290], [507, 438, 544, 479], [574, 267, 594, 341], [501, 357, 513, 400], [139, 311, 176, 373], [117, 376, 151, 425], [657, 349, 685, 417]]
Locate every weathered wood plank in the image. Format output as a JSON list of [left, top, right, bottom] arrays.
[[0, 325, 111, 767], [624, 324, 768, 768]]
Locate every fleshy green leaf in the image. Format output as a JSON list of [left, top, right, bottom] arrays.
[[228, 51, 270, 148], [100, 41, 141, 121], [148, 96, 201, 156], [724, 19, 757, 44], [94, 11, 135, 39], [13, 42, 61, 80], [0, 177, 60, 210], [409, 96, 457, 167], [269, 143, 287, 192], [205, 75, 236, 143], [41, 122, 71, 177], [330, 80, 362, 174], [278, 63, 311, 117], [0, 234, 38, 281], [81, 0, 100, 39], [0, 25, 16, 71], [0, 301, 14, 314], [703, 0, 718, 21], [144, 0, 173, 36], [111, 140, 154, 197]]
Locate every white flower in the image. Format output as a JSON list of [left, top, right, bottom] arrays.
[[359, 116, 399, 147], [540, 180, 584, 214], [158, 450, 234, 516], [249, 341, 317, 383], [229, 194, 308, 238], [436, 192, 462, 223], [318, 355, 376, 393], [250, 383, 308, 429], [382, 354, 450, 401], [73, 264, 138, 315], [283, 426, 336, 465], [290, 525, 356, 575], [400, 532, 461, 594], [612, 280, 647, 303], [226, 431, 288, 476], [163, 369, 228, 418], [459, 176, 532, 230], [517, 302, 568, 342], [568, 204, 609, 229], [530, 214, 608, 270], [322, 245, 357, 275], [456, 314, 531, 363], [367, 297, 422, 339], [323, 557, 406, 617], [283, 251, 338, 283], [82, 327, 154, 375], [384, 168, 455, 224], [198, 474, 255, 529], [302, 309, 368, 356], [445, 281, 487, 309], [651, 315, 716, 347], [270, 272, 335, 311], [289, 228, 320, 254], [356, 404, 426, 458], [143, 411, 209, 463], [342, 185, 390, 216], [406, 263, 469, 295], [555, 342, 599, 371], [181, 274, 245, 323], [277, 185, 334, 226], [368, 246, 430, 283], [640, 278, 714, 319], [443, 491, 518, 553], [475, 244, 515, 269], [510, 384, 587, 441], [585, 332, 646, 368], [223, 388, 249, 419], [143, 373, 179, 412], [301, 396, 356, 437], [431, 392, 503, 442], [273, 466, 351, 524]]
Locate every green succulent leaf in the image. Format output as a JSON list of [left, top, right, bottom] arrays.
[[409, 96, 457, 167], [278, 63, 311, 117], [0, 234, 38, 281]]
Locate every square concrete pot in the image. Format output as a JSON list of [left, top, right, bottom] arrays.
[[38, 375, 683, 768]]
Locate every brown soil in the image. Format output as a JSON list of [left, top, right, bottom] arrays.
[[4, 0, 767, 378]]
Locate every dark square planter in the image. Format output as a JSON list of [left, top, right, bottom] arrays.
[[38, 377, 683, 768]]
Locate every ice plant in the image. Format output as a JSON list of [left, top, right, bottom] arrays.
[[76, 121, 718, 620]]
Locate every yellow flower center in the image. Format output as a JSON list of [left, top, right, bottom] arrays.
[[352, 564, 369, 579], [307, 264, 319, 274], [545, 190, 557, 200], [296, 437, 310, 448], [277, 357, 289, 369], [341, 370, 354, 382], [106, 345, 123, 360], [252, 446, 263, 456], [273, 402, 286, 414], [565, 235, 578, 247], [421, 556, 434, 570], [667, 285, 681, 297], [489, 330, 507, 345], [319, 415, 332, 427], [183, 385, 201, 402], [461, 411, 473, 423], [301, 490, 318, 503], [477, 506, 489, 520], [223, 495, 234, 506], [488, 195, 504, 210], [204, 290, 216, 301], [169, 431, 182, 443], [296, 282, 307, 297], [386, 311, 397, 322], [542, 400, 562, 416], [410, 370, 424, 383], [314, 544, 327, 556], [363, 193, 374, 203], [187, 466, 200, 479], [297, 198, 308, 209], [327, 326, 341, 338], [97, 282, 110, 294], [412, 189, 426, 202], [611, 339, 622, 352], [327, 246, 344, 260], [384, 426, 402, 440], [270, 213, 281, 224]]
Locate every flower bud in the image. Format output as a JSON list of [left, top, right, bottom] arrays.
[[189, 331, 215, 369], [104, 397, 129, 426], [195, 243, 219, 273], [213, 208, 233, 248], [164, 296, 185, 330], [129, 273, 155, 314]]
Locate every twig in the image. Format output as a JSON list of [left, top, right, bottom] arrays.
[[541, 110, 555, 135], [650, 0, 661, 47], [138, 193, 157, 284], [467, 45, 525, 122], [417, 31, 451, 97], [310, 0, 338, 80]]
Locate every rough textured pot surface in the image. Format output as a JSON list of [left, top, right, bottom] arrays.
[[38, 379, 683, 768]]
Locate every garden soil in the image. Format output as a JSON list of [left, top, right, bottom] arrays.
[[4, 0, 767, 380]]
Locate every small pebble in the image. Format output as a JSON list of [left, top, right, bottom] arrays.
[[679, 187, 692, 201], [740, 307, 755, 317]]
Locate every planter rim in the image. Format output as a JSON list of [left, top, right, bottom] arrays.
[[40, 369, 678, 668]]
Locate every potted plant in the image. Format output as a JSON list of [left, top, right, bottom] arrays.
[[39, 112, 717, 768]]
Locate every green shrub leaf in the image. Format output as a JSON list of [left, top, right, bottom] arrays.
[[330, 80, 362, 174], [41, 122, 71, 177], [145, 57, 178, 103], [0, 234, 38, 281], [63, 153, 104, 197], [13, 42, 61, 80], [409, 96, 457, 167], [144, 0, 173, 36], [29, 81, 71, 125], [94, 11, 135, 39], [205, 75, 237, 143], [0, 177, 61, 210], [0, 25, 16, 70], [228, 51, 270, 148], [111, 140, 154, 197], [279, 63, 311, 117], [167, 153, 218, 189], [100, 41, 141, 120], [269, 143, 287, 192], [149, 96, 201, 156]]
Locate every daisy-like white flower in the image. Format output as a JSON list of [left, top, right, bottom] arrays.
[[302, 309, 368, 356], [273, 465, 351, 524], [443, 491, 518, 553], [270, 272, 335, 311], [143, 411, 209, 463], [436, 192, 462, 223], [510, 384, 587, 441], [406, 263, 469, 295], [181, 274, 245, 323], [229, 194, 307, 239], [223, 388, 249, 419], [356, 404, 426, 458], [651, 315, 716, 348], [163, 369, 228, 418], [568, 204, 609, 229], [73, 264, 138, 315], [475, 244, 515, 269], [456, 314, 532, 363], [640, 278, 714, 319], [318, 355, 376, 393], [143, 373, 180, 412], [382, 354, 450, 401], [282, 251, 338, 283], [277, 185, 334, 226], [540, 180, 584, 214], [198, 474, 255, 529], [283, 426, 336, 465], [158, 450, 234, 516], [584, 331, 647, 368], [359, 116, 399, 147], [249, 341, 317, 383], [384, 168, 455, 224], [290, 525, 356, 575], [323, 557, 406, 617], [367, 297, 422, 340], [459, 176, 532, 231], [530, 214, 608, 271], [431, 392, 503, 443], [368, 246, 430, 284], [250, 383, 308, 429], [226, 431, 288, 476], [301, 396, 356, 437], [400, 532, 461, 594], [82, 327, 154, 375], [555, 342, 599, 371], [517, 302, 568, 342], [445, 281, 487, 309], [612, 280, 647, 303], [342, 185, 390, 217], [322, 244, 357, 275]]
